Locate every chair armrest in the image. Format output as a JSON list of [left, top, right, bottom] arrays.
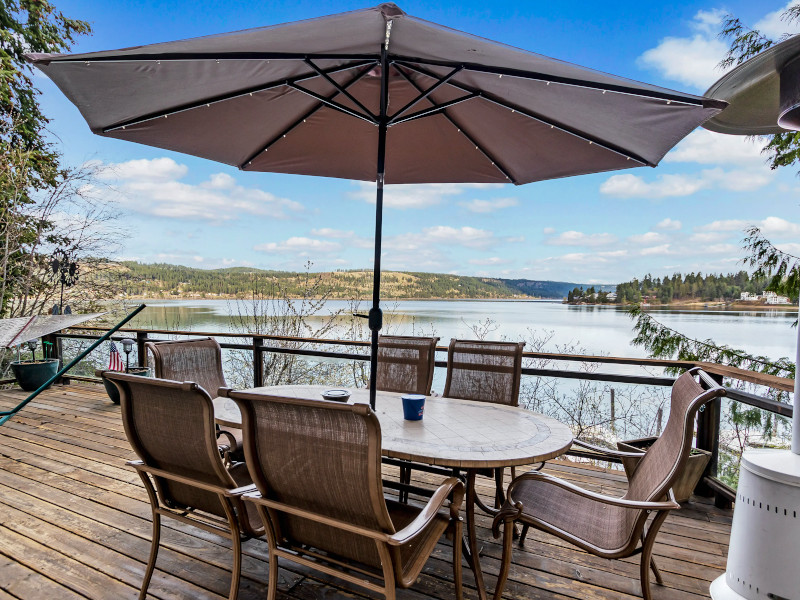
[[225, 484, 258, 496], [388, 477, 464, 546], [506, 471, 680, 512], [571, 439, 646, 459]]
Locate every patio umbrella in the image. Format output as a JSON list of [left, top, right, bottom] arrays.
[[27, 3, 725, 407]]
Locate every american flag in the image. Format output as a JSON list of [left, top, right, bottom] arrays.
[[107, 341, 124, 372]]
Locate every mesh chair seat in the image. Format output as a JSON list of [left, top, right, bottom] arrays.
[[146, 337, 244, 461], [492, 369, 726, 600], [221, 388, 464, 600], [376, 335, 439, 396], [106, 372, 261, 600], [511, 476, 635, 552]]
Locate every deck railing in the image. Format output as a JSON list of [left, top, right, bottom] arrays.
[[41, 325, 796, 508]]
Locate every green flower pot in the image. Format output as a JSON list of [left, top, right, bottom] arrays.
[[11, 359, 60, 392]]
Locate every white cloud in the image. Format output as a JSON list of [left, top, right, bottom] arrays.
[[468, 257, 512, 266], [460, 197, 519, 213], [547, 250, 628, 265], [542, 227, 556, 234], [688, 231, 730, 244], [98, 157, 189, 182], [776, 241, 800, 255], [311, 228, 354, 239], [705, 243, 739, 254], [600, 173, 709, 198], [546, 230, 617, 246], [656, 218, 682, 231], [638, 4, 800, 91], [700, 216, 800, 237], [98, 158, 304, 221], [666, 129, 766, 167], [601, 165, 775, 199], [419, 226, 498, 249], [255, 237, 341, 255], [637, 9, 730, 90], [756, 1, 800, 39], [640, 244, 673, 256], [629, 232, 666, 244], [350, 182, 504, 209]]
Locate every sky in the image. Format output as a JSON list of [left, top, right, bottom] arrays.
[[32, 0, 800, 284]]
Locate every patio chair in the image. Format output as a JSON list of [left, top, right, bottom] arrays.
[[105, 372, 262, 600], [375, 335, 439, 501], [219, 388, 465, 600], [145, 337, 243, 460], [491, 368, 726, 600], [375, 335, 439, 395], [443, 339, 526, 509]]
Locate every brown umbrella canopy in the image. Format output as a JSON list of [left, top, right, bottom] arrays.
[[28, 3, 724, 185], [27, 3, 725, 406]]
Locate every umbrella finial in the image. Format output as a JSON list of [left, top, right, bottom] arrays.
[[379, 3, 405, 19]]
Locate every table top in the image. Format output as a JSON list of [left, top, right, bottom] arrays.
[[214, 385, 573, 469]]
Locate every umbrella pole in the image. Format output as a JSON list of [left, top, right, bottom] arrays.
[[367, 42, 391, 410]]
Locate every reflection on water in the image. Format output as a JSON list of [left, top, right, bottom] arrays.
[[124, 298, 798, 361]]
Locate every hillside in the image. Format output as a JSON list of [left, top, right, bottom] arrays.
[[116, 262, 610, 300]]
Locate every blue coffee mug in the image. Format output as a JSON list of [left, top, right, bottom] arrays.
[[402, 394, 425, 420]]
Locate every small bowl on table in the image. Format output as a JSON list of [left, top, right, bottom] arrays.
[[321, 389, 351, 402]]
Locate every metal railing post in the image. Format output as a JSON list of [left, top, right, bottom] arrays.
[[695, 372, 726, 506], [136, 331, 148, 367], [253, 337, 264, 388]]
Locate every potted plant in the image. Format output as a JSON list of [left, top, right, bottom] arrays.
[[617, 436, 711, 502], [97, 339, 152, 404], [10, 340, 60, 392]]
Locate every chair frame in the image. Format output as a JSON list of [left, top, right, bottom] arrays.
[[220, 388, 465, 600], [107, 372, 261, 600], [491, 368, 726, 600]]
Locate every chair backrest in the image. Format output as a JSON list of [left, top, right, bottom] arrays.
[[146, 337, 227, 397], [376, 335, 440, 395], [624, 369, 726, 506], [106, 371, 236, 517], [229, 390, 395, 568], [443, 339, 525, 406]]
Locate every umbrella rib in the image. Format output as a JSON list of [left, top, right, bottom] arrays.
[[387, 65, 463, 124], [394, 65, 516, 183], [304, 58, 377, 121], [103, 60, 376, 133], [288, 83, 377, 125], [398, 61, 652, 167], [393, 56, 714, 107], [39, 52, 380, 64], [388, 93, 479, 126], [239, 65, 374, 169]]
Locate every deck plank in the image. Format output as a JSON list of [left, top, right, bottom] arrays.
[[0, 383, 730, 600]]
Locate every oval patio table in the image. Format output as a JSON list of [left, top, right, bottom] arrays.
[[213, 385, 574, 600]]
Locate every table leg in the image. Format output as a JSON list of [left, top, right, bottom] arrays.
[[464, 469, 488, 600]]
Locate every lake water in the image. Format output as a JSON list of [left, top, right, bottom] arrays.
[[126, 298, 798, 362]]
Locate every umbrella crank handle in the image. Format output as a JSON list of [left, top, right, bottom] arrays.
[[353, 308, 383, 332]]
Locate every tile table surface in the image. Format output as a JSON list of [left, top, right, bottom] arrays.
[[214, 385, 573, 469]]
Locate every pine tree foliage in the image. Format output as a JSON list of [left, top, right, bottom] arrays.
[[628, 305, 794, 380]]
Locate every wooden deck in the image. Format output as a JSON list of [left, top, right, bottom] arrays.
[[0, 383, 731, 600]]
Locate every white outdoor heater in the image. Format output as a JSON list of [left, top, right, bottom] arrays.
[[703, 35, 800, 600]]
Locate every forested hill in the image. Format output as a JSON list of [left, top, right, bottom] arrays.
[[117, 262, 606, 300], [615, 271, 774, 303]]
